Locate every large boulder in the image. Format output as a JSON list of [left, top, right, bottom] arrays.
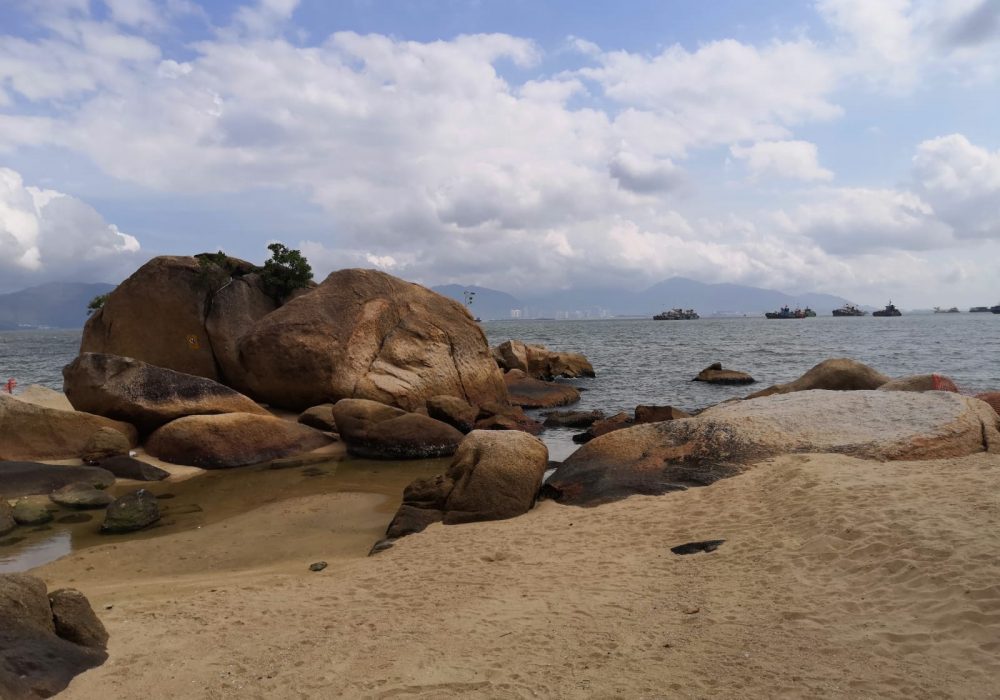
[[80, 256, 222, 380], [547, 390, 1000, 506], [0, 462, 115, 498], [236, 268, 507, 411], [385, 430, 548, 538], [503, 369, 580, 409], [64, 353, 269, 434], [204, 273, 279, 389], [102, 489, 161, 533], [0, 574, 107, 699], [746, 358, 890, 399], [332, 398, 463, 459], [493, 340, 595, 380], [146, 413, 332, 468], [0, 394, 137, 462], [878, 374, 959, 393]]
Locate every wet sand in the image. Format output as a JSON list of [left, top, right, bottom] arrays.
[[34, 450, 1000, 699]]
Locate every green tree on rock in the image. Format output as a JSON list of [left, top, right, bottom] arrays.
[[261, 242, 314, 300]]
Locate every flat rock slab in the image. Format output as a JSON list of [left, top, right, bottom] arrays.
[[0, 462, 116, 498], [547, 390, 1000, 506], [504, 370, 580, 409]]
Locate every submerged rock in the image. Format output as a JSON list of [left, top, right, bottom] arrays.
[[11, 499, 54, 526], [693, 362, 755, 385], [102, 489, 161, 533], [542, 409, 606, 428], [547, 390, 1000, 507], [96, 455, 170, 481], [50, 484, 114, 510], [332, 398, 464, 459], [0, 462, 115, 498]]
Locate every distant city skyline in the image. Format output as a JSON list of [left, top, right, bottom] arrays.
[[2, 0, 1000, 306]]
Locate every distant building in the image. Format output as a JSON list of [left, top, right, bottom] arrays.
[[510, 308, 522, 319]]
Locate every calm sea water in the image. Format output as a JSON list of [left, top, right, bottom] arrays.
[[2, 315, 999, 409]]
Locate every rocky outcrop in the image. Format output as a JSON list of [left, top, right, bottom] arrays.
[[332, 399, 464, 459], [297, 404, 338, 432], [547, 390, 1000, 506], [64, 353, 269, 434], [493, 340, 595, 380], [146, 413, 332, 469], [693, 362, 755, 385], [746, 358, 890, 399], [425, 395, 478, 433], [0, 462, 115, 498], [102, 489, 161, 533], [0, 394, 137, 462], [80, 256, 223, 380], [237, 268, 507, 411], [95, 456, 170, 481], [0, 574, 107, 699], [81, 427, 131, 465], [877, 374, 960, 393], [504, 369, 581, 409], [50, 484, 113, 509], [386, 430, 548, 538]]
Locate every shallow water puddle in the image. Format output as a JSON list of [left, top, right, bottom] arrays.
[[0, 456, 448, 573]]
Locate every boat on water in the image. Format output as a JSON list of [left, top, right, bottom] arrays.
[[765, 305, 809, 319], [803, 307, 816, 317], [873, 301, 902, 317], [992, 304, 1000, 314], [934, 307, 960, 313], [654, 308, 699, 320], [833, 303, 867, 317], [970, 306, 991, 312]]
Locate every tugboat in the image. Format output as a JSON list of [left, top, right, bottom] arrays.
[[833, 303, 867, 316], [765, 305, 801, 319], [802, 307, 816, 317], [873, 301, 902, 317], [654, 308, 699, 320]]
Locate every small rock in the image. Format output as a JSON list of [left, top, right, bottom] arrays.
[[542, 409, 605, 428], [50, 484, 114, 510], [670, 540, 725, 555], [368, 539, 395, 556], [308, 561, 328, 572], [693, 364, 755, 385], [12, 498, 54, 526], [101, 489, 161, 533]]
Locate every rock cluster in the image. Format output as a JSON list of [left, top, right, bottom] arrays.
[[492, 340, 595, 380]]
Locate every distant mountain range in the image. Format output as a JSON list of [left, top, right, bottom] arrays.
[[0, 282, 114, 330], [434, 277, 853, 319]]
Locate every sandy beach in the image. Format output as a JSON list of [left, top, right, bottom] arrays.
[[33, 450, 1000, 699]]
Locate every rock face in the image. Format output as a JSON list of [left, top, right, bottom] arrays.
[[693, 362, 755, 385], [102, 489, 161, 533], [204, 273, 278, 389], [493, 340, 595, 380], [0, 574, 108, 699], [297, 404, 338, 432], [878, 374, 960, 393], [332, 399, 464, 459], [0, 462, 115, 498], [81, 426, 131, 465], [50, 484, 114, 510], [146, 413, 332, 469], [425, 395, 478, 433], [95, 456, 170, 481], [64, 353, 269, 434], [547, 390, 1000, 506], [237, 268, 507, 411], [386, 430, 548, 538], [746, 358, 890, 399], [503, 369, 581, 409], [0, 394, 137, 462], [81, 256, 223, 380]]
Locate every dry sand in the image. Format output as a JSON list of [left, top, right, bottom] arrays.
[[35, 451, 1000, 699]]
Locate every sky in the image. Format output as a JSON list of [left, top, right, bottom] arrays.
[[1, 0, 1000, 306]]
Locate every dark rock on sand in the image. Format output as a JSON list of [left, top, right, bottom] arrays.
[[0, 573, 107, 699], [332, 398, 463, 459], [547, 390, 1000, 507], [671, 540, 725, 555], [80, 426, 131, 465], [745, 358, 890, 399], [308, 561, 328, 572], [50, 484, 114, 510], [542, 409, 605, 428], [102, 489, 161, 533], [426, 395, 478, 433], [297, 404, 338, 432], [11, 499, 53, 526], [96, 455, 170, 481], [0, 394, 137, 462], [504, 369, 581, 409], [693, 362, 755, 385], [146, 413, 332, 469], [0, 462, 115, 498], [64, 353, 269, 434], [48, 588, 110, 649]]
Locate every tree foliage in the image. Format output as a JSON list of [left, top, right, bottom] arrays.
[[260, 242, 314, 300], [86, 293, 109, 315]]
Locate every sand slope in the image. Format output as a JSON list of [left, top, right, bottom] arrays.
[[39, 452, 1000, 699]]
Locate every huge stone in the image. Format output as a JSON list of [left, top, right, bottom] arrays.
[[493, 340, 595, 380], [877, 374, 960, 393], [0, 573, 107, 699], [547, 390, 1000, 506], [102, 489, 161, 533], [205, 273, 279, 389], [80, 426, 131, 465], [236, 268, 507, 410], [96, 455, 170, 481], [0, 499, 14, 536], [504, 369, 580, 409], [386, 430, 549, 537], [64, 353, 269, 434], [50, 483, 114, 510], [80, 256, 222, 380], [746, 358, 890, 399], [0, 394, 137, 462], [146, 413, 332, 468], [0, 462, 115, 498], [332, 398, 463, 459]]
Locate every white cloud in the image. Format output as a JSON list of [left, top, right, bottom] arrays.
[[730, 140, 834, 182], [0, 167, 141, 289], [103, 0, 165, 29]]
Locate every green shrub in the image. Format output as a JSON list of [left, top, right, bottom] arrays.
[[86, 293, 109, 315], [260, 243, 313, 300]]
